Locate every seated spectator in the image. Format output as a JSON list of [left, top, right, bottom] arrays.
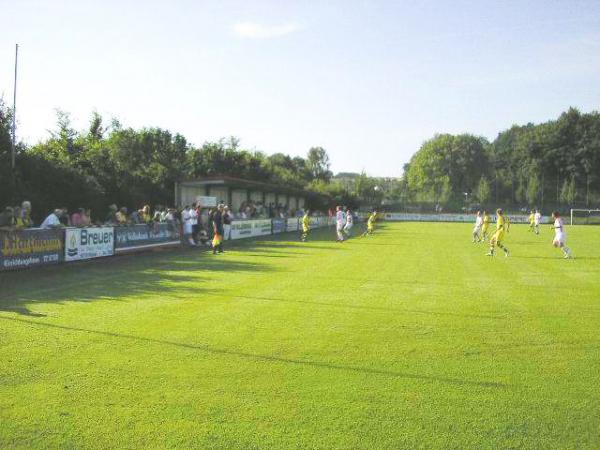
[[13, 206, 25, 229], [21, 201, 32, 227], [0, 207, 15, 230], [81, 209, 92, 226], [116, 207, 129, 225], [41, 209, 63, 229], [105, 204, 118, 224], [130, 209, 142, 224], [141, 205, 152, 223], [71, 208, 87, 227], [59, 207, 71, 226]]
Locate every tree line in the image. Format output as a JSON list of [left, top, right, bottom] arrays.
[[0, 101, 336, 222], [401, 107, 600, 211], [2, 100, 599, 221]]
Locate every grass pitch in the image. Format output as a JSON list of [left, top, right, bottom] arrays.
[[1, 222, 600, 449]]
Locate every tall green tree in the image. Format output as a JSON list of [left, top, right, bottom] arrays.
[[477, 176, 491, 204], [307, 147, 332, 182]]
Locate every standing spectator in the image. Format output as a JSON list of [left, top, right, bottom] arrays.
[[105, 204, 118, 224], [152, 205, 163, 222], [182, 205, 196, 246], [223, 205, 232, 240], [190, 202, 199, 243], [212, 204, 225, 254], [0, 207, 15, 230], [21, 201, 32, 227], [160, 207, 169, 222], [164, 208, 176, 224], [207, 208, 215, 236], [41, 209, 63, 229]]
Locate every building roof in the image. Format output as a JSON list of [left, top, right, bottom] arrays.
[[178, 176, 328, 199]]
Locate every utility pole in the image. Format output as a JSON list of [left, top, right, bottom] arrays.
[[11, 43, 19, 170]]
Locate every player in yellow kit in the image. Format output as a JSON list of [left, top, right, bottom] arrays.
[[362, 210, 376, 237], [486, 208, 510, 257], [528, 210, 535, 232], [481, 210, 491, 241], [301, 210, 310, 242]]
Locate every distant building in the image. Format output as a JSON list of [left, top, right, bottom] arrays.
[[175, 176, 328, 212]]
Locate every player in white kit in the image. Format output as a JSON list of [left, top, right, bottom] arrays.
[[551, 211, 572, 258], [534, 210, 542, 235], [472, 211, 483, 243], [335, 206, 345, 242], [343, 209, 354, 237]]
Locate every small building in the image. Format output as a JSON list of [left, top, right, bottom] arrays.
[[175, 176, 328, 213]]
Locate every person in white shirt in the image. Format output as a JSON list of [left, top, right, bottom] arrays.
[[190, 203, 199, 242], [343, 209, 354, 237], [40, 209, 63, 229], [335, 206, 345, 242], [472, 210, 483, 243], [551, 211, 572, 258], [182, 206, 196, 246], [534, 210, 542, 235]]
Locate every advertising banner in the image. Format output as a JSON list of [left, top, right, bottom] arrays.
[[384, 213, 473, 222], [230, 220, 273, 240], [272, 219, 286, 234], [383, 213, 546, 224], [253, 219, 273, 237], [230, 220, 254, 240], [195, 196, 217, 207], [286, 218, 299, 232], [114, 223, 181, 252], [0, 228, 64, 271], [65, 227, 114, 262], [309, 216, 330, 228]]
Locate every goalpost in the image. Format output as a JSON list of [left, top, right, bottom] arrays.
[[570, 209, 600, 225]]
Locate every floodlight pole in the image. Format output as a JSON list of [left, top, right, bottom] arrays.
[[11, 43, 19, 170]]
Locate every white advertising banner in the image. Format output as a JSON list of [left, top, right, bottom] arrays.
[[230, 221, 254, 240], [65, 227, 114, 261], [252, 219, 273, 237], [230, 219, 273, 240], [383, 213, 546, 224], [195, 196, 217, 207], [384, 213, 472, 222], [286, 218, 299, 232]]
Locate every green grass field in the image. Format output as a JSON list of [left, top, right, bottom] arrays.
[[1, 222, 600, 449]]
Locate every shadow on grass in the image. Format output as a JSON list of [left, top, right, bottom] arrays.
[[0, 250, 271, 316], [0, 315, 507, 389], [0, 227, 344, 316]]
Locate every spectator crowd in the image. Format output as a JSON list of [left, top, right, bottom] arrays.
[[1, 200, 320, 257]]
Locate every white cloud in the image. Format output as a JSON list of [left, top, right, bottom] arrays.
[[233, 22, 301, 39]]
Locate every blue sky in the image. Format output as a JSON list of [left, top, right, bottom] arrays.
[[1, 0, 599, 176]]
